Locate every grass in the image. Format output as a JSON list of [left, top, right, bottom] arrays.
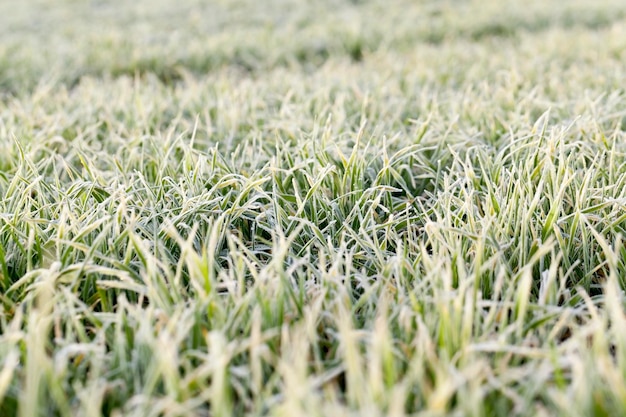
[[1, 0, 626, 415]]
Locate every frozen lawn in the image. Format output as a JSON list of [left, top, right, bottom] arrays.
[[1, 0, 626, 415]]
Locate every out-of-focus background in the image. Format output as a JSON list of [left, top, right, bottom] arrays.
[[1, 0, 625, 91]]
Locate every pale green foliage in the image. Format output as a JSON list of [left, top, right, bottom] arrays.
[[1, 0, 626, 416]]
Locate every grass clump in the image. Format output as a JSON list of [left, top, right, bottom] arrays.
[[1, 0, 626, 416]]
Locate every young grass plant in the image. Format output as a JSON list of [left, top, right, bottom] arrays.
[[1, 0, 626, 416]]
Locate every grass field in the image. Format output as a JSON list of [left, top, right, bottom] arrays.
[[1, 0, 626, 415]]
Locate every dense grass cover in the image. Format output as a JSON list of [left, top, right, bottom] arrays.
[[1, 0, 626, 415]]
